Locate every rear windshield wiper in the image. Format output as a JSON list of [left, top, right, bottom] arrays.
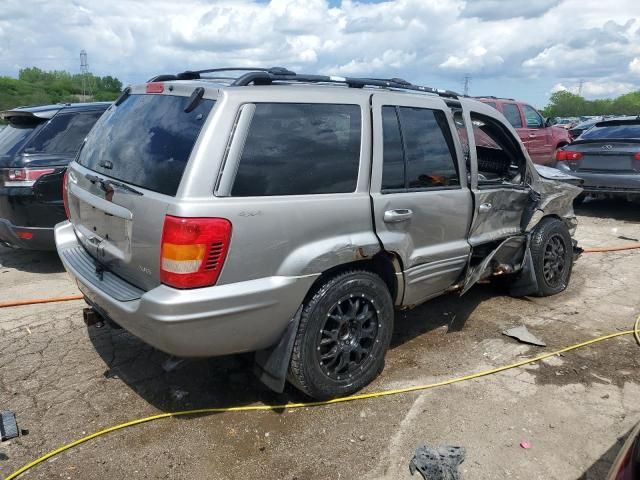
[[86, 173, 143, 196]]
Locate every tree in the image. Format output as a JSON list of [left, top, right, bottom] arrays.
[[0, 68, 124, 111], [542, 89, 640, 117]]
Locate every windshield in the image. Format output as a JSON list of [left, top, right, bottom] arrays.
[[580, 122, 640, 140], [77, 94, 215, 196], [0, 122, 39, 157]]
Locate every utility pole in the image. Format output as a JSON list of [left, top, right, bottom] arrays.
[[577, 79, 584, 97], [80, 50, 89, 101], [463, 74, 471, 96]]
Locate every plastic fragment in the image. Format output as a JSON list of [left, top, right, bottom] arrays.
[[520, 441, 531, 449], [503, 325, 547, 347], [409, 444, 465, 480]]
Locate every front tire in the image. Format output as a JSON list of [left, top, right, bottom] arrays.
[[288, 270, 394, 400], [530, 218, 574, 296]]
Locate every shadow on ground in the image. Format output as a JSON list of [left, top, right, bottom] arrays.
[[87, 285, 495, 413], [0, 246, 64, 274], [578, 424, 635, 479]]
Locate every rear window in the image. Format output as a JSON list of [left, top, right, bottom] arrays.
[[502, 104, 523, 128], [77, 94, 214, 196], [231, 103, 361, 196], [581, 122, 640, 140], [24, 111, 104, 154], [0, 121, 40, 156]]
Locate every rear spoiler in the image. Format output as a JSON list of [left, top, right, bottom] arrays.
[[0, 110, 55, 126]]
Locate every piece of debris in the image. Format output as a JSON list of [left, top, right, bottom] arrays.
[[502, 326, 546, 347], [520, 441, 531, 449], [162, 356, 187, 373], [618, 235, 639, 242], [409, 444, 465, 480], [1, 411, 19, 442], [170, 388, 189, 401]]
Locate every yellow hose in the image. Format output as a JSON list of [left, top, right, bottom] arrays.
[[5, 317, 640, 480]]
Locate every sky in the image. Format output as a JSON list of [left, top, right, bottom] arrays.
[[1, 0, 640, 107]]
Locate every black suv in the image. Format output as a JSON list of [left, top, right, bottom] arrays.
[[0, 102, 109, 250]]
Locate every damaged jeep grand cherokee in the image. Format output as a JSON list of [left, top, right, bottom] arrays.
[[55, 67, 582, 400]]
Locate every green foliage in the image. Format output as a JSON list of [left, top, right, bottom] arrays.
[[542, 90, 640, 117], [0, 67, 123, 111]]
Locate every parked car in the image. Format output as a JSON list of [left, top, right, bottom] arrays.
[[607, 420, 640, 479], [0, 102, 110, 250], [55, 68, 581, 399], [568, 117, 603, 140], [476, 97, 571, 165], [556, 117, 640, 203]]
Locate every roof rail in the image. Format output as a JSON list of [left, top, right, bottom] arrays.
[[148, 67, 460, 99], [473, 95, 516, 101]]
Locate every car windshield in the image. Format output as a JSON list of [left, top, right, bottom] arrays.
[[0, 122, 39, 156], [580, 122, 640, 140]]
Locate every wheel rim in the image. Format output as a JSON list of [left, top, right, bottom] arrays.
[[316, 295, 379, 381], [543, 233, 567, 287]]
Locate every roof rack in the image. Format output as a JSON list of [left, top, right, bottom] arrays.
[[148, 67, 460, 99], [472, 95, 516, 101]]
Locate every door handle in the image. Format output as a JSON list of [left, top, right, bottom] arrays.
[[529, 133, 537, 138], [479, 203, 492, 213], [384, 209, 413, 223]]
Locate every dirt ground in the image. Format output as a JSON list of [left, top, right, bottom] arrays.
[[1, 198, 639, 480]]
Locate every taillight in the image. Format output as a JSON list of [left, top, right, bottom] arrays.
[[160, 216, 232, 289], [634, 152, 640, 161], [2, 168, 55, 187], [555, 150, 583, 161], [146, 82, 164, 94], [62, 169, 70, 219]]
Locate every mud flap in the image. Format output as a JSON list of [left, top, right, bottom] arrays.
[[253, 306, 303, 393], [507, 247, 540, 297]]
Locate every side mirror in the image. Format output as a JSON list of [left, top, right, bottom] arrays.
[[544, 118, 552, 127]]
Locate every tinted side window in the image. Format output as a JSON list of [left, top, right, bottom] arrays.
[[232, 103, 361, 196], [25, 111, 104, 154], [381, 106, 405, 190], [398, 107, 459, 189], [502, 104, 523, 128], [524, 105, 543, 128]]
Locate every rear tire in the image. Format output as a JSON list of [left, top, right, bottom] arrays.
[[288, 270, 393, 400], [530, 218, 573, 296]]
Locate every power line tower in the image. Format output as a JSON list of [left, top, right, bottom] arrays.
[[463, 74, 471, 96], [577, 79, 584, 97], [80, 50, 91, 101]]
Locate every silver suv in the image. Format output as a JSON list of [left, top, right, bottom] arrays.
[[55, 67, 582, 399]]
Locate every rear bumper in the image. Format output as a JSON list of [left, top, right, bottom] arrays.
[[0, 219, 55, 250], [555, 165, 640, 194], [55, 221, 317, 357]]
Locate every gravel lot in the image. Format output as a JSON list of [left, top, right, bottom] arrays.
[[1, 198, 639, 480]]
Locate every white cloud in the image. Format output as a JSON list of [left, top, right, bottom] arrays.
[[0, 0, 639, 105]]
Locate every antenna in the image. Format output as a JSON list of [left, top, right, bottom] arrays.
[[80, 50, 91, 101], [463, 74, 471, 96], [578, 79, 584, 97]]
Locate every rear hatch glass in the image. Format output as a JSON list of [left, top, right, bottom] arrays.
[[77, 94, 215, 196], [0, 118, 43, 160], [68, 93, 215, 290]]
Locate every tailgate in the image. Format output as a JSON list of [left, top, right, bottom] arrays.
[[67, 163, 170, 291], [65, 90, 216, 291]]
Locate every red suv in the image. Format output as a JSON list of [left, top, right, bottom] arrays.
[[477, 97, 570, 166]]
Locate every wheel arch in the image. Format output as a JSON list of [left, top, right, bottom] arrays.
[[302, 251, 403, 306]]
